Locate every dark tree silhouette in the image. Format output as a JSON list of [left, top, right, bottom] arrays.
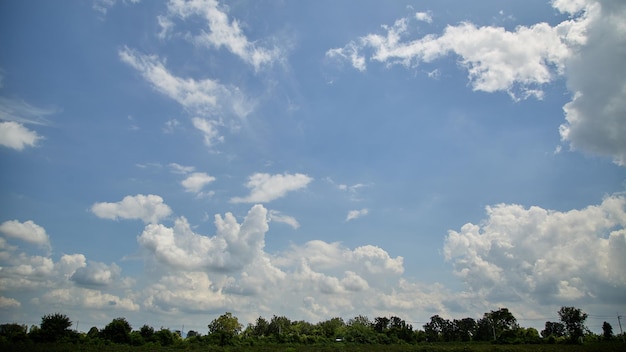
[[558, 306, 588, 342], [602, 321, 613, 340], [36, 313, 73, 342], [102, 317, 132, 344]]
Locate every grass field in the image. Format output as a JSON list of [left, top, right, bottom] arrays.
[[2, 342, 625, 352]]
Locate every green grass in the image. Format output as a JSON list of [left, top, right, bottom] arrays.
[[1, 342, 624, 352]]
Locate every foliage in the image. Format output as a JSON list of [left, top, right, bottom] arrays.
[[4, 306, 622, 350], [542, 321, 566, 338], [558, 306, 588, 342], [602, 322, 613, 340], [102, 317, 132, 344], [32, 313, 74, 343], [0, 324, 28, 343], [208, 312, 242, 346]]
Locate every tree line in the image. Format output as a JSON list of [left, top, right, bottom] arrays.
[[0, 306, 622, 347]]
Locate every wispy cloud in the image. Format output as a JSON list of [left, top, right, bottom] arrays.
[[269, 210, 300, 229], [162, 0, 282, 71], [346, 208, 369, 222]]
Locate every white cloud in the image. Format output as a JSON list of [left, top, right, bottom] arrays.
[[168, 162, 195, 174], [93, 0, 141, 16], [329, 16, 577, 100], [191, 117, 224, 147], [444, 194, 626, 305], [70, 261, 121, 287], [415, 11, 432, 23], [269, 210, 300, 229], [0, 96, 56, 126], [231, 172, 313, 203], [346, 208, 369, 222], [181, 172, 216, 193], [163, 0, 281, 71], [39, 287, 139, 311], [556, 0, 626, 165], [138, 204, 269, 272], [0, 220, 50, 247], [91, 194, 172, 224], [328, 1, 626, 165], [0, 296, 20, 308], [0, 121, 42, 151], [119, 47, 252, 119]]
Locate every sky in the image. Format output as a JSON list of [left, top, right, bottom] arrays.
[[1, 0, 625, 335]]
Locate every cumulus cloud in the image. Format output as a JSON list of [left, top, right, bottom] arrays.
[[268, 210, 300, 229], [231, 172, 313, 203], [161, 0, 281, 71], [346, 208, 369, 222], [0, 121, 42, 151], [444, 194, 626, 305], [556, 0, 626, 165], [181, 172, 216, 193], [0, 220, 50, 247], [70, 261, 121, 287], [138, 204, 269, 272], [91, 194, 172, 224]]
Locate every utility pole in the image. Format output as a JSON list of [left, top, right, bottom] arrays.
[[618, 314, 624, 343]]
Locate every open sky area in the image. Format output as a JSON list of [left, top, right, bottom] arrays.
[[1, 0, 625, 335]]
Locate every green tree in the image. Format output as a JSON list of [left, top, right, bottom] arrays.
[[87, 326, 100, 339], [424, 315, 451, 342], [36, 313, 73, 342], [139, 324, 155, 342], [345, 316, 375, 344], [318, 317, 345, 339], [602, 321, 613, 340], [102, 317, 132, 344], [208, 312, 242, 346], [186, 330, 200, 338], [251, 316, 269, 337], [558, 306, 588, 342], [454, 317, 476, 342], [268, 315, 292, 342], [541, 321, 565, 338], [0, 323, 28, 343], [154, 328, 178, 346]]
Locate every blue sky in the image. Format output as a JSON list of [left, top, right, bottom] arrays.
[[1, 0, 625, 334]]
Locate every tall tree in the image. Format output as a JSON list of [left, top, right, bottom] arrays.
[[558, 306, 588, 342], [37, 313, 73, 342], [102, 317, 132, 344], [541, 321, 565, 338], [208, 312, 242, 346], [602, 321, 613, 340]]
